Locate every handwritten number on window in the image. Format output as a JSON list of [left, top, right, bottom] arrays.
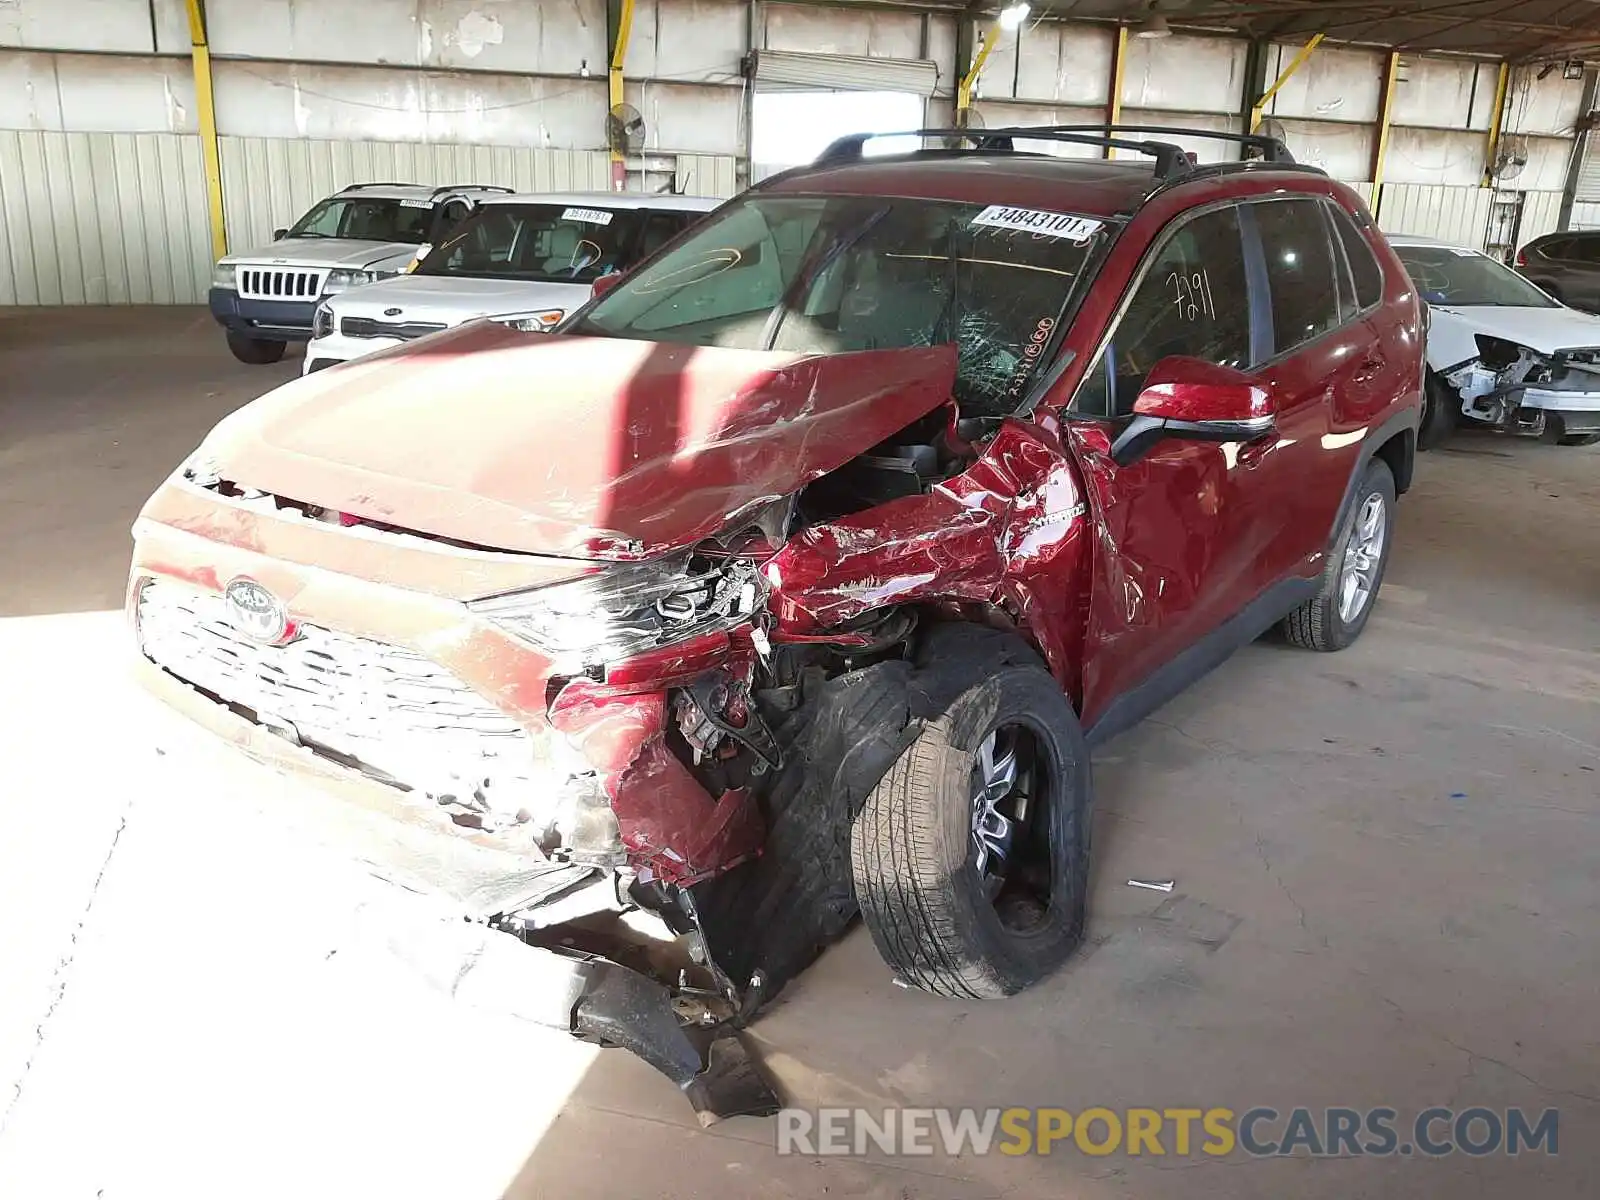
[[1168, 269, 1216, 323]]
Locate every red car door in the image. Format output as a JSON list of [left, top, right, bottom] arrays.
[[1227, 196, 1369, 593], [1059, 203, 1287, 734]]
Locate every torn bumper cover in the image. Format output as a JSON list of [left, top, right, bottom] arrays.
[[452, 930, 777, 1125], [135, 656, 779, 1120], [1446, 336, 1600, 435]]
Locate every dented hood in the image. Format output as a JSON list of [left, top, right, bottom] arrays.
[[1427, 303, 1600, 370], [195, 322, 956, 559]]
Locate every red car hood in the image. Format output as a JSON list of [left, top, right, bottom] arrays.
[[198, 323, 957, 559]]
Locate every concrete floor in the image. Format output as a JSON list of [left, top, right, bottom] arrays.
[[1, 307, 1597, 1199]]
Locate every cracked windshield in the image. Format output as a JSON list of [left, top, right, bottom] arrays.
[[571, 194, 1103, 416]]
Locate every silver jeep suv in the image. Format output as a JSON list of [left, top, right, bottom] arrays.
[[208, 183, 510, 364]]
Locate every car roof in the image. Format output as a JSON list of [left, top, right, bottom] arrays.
[[481, 191, 723, 212], [757, 151, 1327, 220], [329, 184, 511, 202], [758, 154, 1158, 217]]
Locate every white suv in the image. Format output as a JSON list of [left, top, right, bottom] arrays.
[[302, 191, 722, 373], [209, 183, 511, 364]]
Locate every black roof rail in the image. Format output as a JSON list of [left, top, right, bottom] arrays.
[[341, 181, 415, 191], [431, 183, 515, 195], [1035, 124, 1296, 165], [814, 127, 1196, 179]]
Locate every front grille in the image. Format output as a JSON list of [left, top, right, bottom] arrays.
[[137, 580, 547, 815], [340, 316, 448, 341], [236, 266, 324, 300]]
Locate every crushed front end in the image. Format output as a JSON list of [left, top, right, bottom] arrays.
[[1445, 334, 1600, 438], [129, 477, 795, 1121]]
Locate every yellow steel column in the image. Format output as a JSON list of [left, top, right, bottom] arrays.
[[1105, 25, 1128, 158], [609, 0, 637, 191], [1371, 49, 1402, 215], [956, 18, 1003, 121], [1250, 33, 1324, 134], [185, 0, 226, 259], [1482, 62, 1511, 187]]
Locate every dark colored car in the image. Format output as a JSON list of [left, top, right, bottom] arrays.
[[132, 126, 1422, 1116], [1515, 230, 1600, 311]]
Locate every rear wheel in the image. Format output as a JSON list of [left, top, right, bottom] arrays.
[[1417, 372, 1459, 451], [850, 658, 1092, 1000], [1282, 458, 1395, 652], [226, 331, 287, 365]]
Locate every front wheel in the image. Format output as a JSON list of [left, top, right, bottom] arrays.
[[225, 331, 287, 365], [1539, 414, 1600, 447], [1417, 373, 1459, 451], [851, 660, 1092, 1000], [1282, 458, 1396, 652]]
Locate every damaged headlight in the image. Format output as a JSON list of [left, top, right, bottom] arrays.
[[470, 553, 763, 671]]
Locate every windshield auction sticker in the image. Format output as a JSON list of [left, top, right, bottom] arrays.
[[971, 206, 1103, 242], [562, 207, 615, 226]]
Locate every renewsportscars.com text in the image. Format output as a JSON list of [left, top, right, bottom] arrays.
[[776, 1106, 1559, 1159]]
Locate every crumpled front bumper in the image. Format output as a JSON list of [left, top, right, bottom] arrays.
[[128, 484, 780, 1118], [135, 655, 778, 1121]]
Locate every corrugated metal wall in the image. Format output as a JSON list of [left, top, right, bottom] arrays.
[[0, 129, 212, 305], [1375, 183, 1494, 245], [1516, 191, 1566, 245], [1370, 185, 1565, 251], [674, 154, 739, 200], [1569, 201, 1600, 230], [1, 131, 738, 303], [218, 137, 615, 254]]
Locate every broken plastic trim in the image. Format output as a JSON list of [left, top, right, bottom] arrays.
[[570, 959, 780, 1125]]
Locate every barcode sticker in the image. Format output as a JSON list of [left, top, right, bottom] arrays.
[[399, 199, 432, 209], [970, 206, 1103, 242], [562, 207, 615, 226]]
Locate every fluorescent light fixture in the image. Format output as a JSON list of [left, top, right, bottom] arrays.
[[999, 4, 1030, 31]]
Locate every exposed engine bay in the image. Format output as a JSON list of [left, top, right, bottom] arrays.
[[1442, 334, 1600, 437]]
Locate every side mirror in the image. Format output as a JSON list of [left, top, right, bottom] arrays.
[[591, 271, 626, 300], [1111, 357, 1275, 466], [272, 228, 288, 241]]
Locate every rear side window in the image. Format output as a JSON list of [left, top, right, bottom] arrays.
[[1072, 205, 1252, 417], [1574, 236, 1600, 264], [1537, 238, 1574, 260], [1328, 204, 1384, 311], [1255, 198, 1341, 355]]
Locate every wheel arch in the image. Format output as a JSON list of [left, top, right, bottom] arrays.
[[1372, 425, 1415, 495]]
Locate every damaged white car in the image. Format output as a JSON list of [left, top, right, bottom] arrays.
[[1389, 234, 1600, 449]]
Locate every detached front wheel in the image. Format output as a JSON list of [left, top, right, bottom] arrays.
[[850, 661, 1092, 1000]]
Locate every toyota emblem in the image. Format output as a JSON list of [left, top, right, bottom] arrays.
[[384, 307, 403, 316], [224, 577, 291, 644]]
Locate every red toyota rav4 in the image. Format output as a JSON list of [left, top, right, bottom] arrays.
[[130, 127, 1422, 1116]]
